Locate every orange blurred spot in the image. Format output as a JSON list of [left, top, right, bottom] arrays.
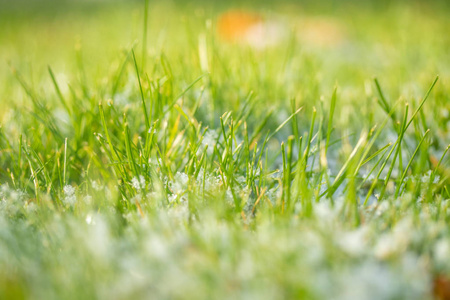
[[217, 10, 263, 42], [434, 275, 450, 300]]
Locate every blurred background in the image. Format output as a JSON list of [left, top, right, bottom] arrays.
[[1, 0, 449, 132]]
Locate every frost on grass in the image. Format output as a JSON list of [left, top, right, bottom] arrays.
[[201, 130, 218, 155], [2, 182, 448, 299], [0, 184, 27, 217], [63, 185, 77, 206], [131, 175, 146, 190], [168, 172, 189, 195]]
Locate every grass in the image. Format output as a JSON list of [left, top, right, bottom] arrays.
[[0, 1, 450, 299]]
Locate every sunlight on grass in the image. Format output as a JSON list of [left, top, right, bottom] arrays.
[[0, 0, 450, 299]]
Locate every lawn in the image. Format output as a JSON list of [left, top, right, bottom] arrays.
[[0, 0, 450, 299]]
